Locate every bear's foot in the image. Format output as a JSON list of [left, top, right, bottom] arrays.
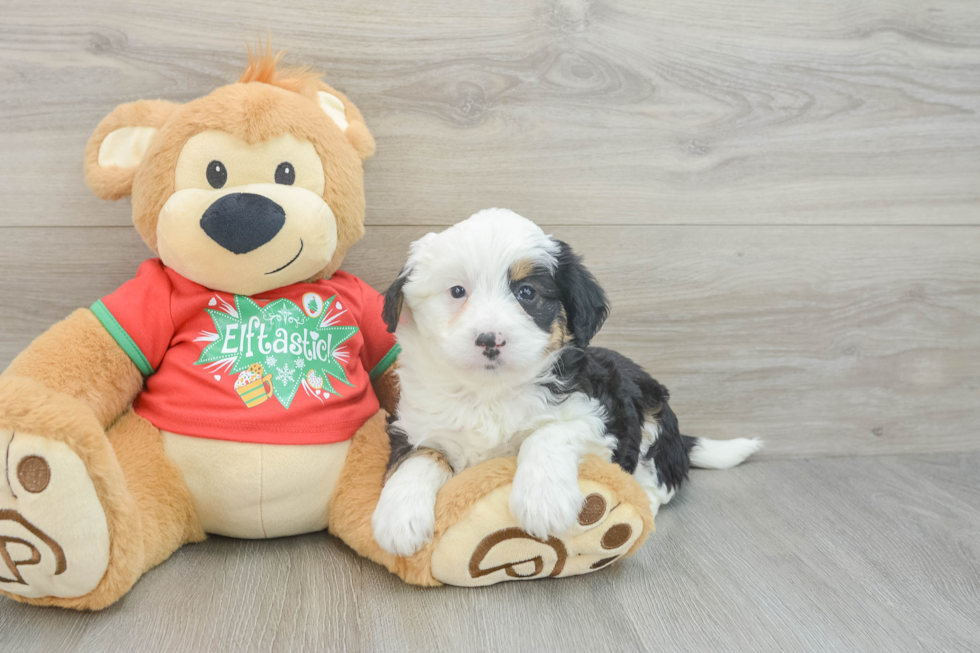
[[0, 430, 110, 599], [428, 456, 653, 586]]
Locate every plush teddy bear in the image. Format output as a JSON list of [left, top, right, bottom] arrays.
[[0, 47, 653, 609]]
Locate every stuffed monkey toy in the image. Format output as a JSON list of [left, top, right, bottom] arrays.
[[0, 48, 653, 610]]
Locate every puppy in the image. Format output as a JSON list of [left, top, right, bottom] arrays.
[[372, 208, 761, 556]]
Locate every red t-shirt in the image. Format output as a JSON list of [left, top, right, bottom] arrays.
[[91, 259, 399, 445]]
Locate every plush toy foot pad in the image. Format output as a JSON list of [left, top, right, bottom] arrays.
[[430, 479, 645, 586], [0, 430, 110, 599]]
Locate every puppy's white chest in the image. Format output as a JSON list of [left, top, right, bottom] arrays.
[[441, 406, 537, 469], [401, 389, 547, 471]]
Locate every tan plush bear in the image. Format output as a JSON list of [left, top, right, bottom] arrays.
[[0, 47, 653, 609]]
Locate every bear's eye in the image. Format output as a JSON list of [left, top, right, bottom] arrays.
[[206, 160, 227, 189], [275, 162, 295, 185]]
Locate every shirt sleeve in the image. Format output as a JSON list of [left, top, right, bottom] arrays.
[[355, 276, 400, 380], [90, 259, 175, 376]]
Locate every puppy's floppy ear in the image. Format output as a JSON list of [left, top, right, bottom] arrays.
[[382, 268, 410, 333], [383, 231, 437, 332], [553, 240, 609, 347], [84, 100, 179, 200]]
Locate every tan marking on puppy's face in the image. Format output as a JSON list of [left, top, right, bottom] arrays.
[[508, 258, 535, 283], [546, 306, 570, 353], [156, 131, 336, 296]]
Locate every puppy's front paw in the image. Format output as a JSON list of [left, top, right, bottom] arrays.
[[372, 482, 437, 557], [509, 463, 584, 540]]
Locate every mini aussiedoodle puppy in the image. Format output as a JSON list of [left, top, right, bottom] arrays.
[[372, 208, 761, 556]]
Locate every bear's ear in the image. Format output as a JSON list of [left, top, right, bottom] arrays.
[[84, 100, 179, 200], [315, 83, 376, 161]]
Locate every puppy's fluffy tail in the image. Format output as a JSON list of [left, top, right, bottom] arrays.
[[683, 436, 763, 470]]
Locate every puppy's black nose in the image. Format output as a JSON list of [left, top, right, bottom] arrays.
[[476, 333, 506, 359], [200, 193, 286, 254], [475, 332, 506, 348]]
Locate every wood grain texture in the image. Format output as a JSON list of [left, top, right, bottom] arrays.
[[2, 0, 980, 227], [2, 226, 978, 459], [1, 453, 977, 652], [2, 1, 978, 649]]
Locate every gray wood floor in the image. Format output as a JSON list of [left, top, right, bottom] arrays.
[[1, 452, 977, 653], [1, 0, 979, 650]]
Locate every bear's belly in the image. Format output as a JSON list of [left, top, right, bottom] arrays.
[[161, 431, 350, 539]]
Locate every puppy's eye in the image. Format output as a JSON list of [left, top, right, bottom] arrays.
[[450, 286, 467, 299], [275, 162, 295, 185], [206, 160, 227, 189], [517, 285, 536, 302]]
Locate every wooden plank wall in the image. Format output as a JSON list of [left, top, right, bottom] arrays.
[[1, 0, 978, 459]]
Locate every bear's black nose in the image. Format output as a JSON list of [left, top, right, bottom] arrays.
[[200, 193, 286, 254]]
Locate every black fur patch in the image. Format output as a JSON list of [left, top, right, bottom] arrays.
[[385, 415, 413, 474], [646, 408, 696, 492], [382, 269, 410, 333], [509, 266, 564, 333], [552, 241, 609, 347], [548, 346, 693, 491]]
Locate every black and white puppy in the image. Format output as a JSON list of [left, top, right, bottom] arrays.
[[372, 209, 761, 556]]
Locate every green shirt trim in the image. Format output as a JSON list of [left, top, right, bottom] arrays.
[[369, 343, 401, 380], [90, 299, 154, 376]]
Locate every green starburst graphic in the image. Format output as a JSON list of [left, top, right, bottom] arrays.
[[195, 294, 357, 409]]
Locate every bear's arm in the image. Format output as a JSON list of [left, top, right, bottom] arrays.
[[2, 308, 144, 428], [371, 363, 400, 416]]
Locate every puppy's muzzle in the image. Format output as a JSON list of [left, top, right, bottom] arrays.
[[200, 192, 286, 254]]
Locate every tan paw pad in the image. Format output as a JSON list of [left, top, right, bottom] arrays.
[[0, 431, 109, 599], [431, 479, 645, 586]]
